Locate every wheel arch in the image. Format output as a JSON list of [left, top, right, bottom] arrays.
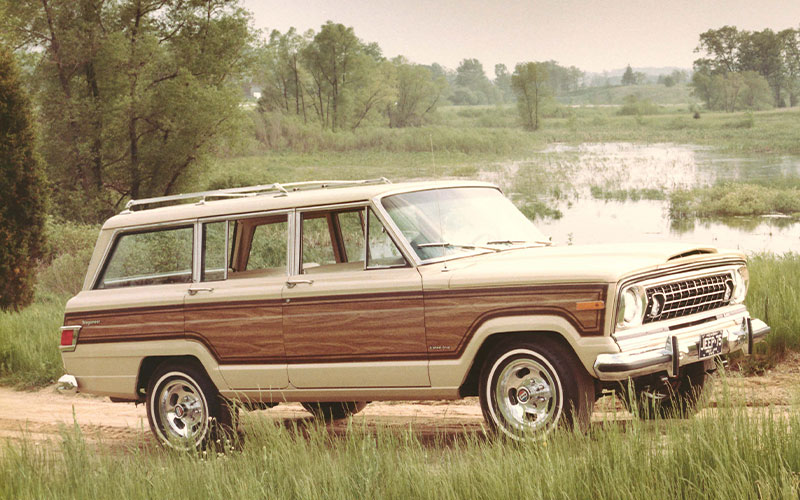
[[458, 331, 578, 397], [136, 354, 215, 401]]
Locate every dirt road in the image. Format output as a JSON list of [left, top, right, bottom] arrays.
[[1, 358, 798, 448]]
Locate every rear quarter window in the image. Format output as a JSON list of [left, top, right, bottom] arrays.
[[96, 226, 194, 289]]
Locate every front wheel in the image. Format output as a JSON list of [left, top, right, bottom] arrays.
[[479, 338, 594, 440], [146, 362, 235, 450]]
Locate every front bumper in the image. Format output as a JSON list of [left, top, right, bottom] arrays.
[[594, 312, 770, 381]]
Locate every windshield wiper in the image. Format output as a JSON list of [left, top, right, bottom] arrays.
[[486, 239, 552, 247], [417, 242, 500, 252]]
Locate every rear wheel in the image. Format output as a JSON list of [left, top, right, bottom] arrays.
[[622, 362, 709, 419], [479, 338, 594, 440], [301, 401, 367, 421], [146, 361, 235, 450]]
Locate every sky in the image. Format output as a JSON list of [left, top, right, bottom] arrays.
[[242, 0, 800, 74]]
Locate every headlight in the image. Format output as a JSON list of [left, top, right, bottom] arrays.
[[731, 265, 749, 304], [617, 285, 646, 329]]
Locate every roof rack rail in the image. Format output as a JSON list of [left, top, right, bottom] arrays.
[[122, 178, 392, 213]]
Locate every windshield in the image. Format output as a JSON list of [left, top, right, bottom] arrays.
[[381, 187, 548, 262]]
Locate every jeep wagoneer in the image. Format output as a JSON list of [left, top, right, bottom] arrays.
[[59, 179, 770, 448]]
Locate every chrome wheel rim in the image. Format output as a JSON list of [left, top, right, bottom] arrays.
[[157, 377, 208, 444], [494, 357, 559, 434]]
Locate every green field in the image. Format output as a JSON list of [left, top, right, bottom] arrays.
[[2, 388, 800, 499]]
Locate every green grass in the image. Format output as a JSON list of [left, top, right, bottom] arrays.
[[0, 300, 65, 388], [2, 391, 800, 499], [590, 186, 667, 202], [670, 183, 800, 218], [746, 254, 800, 357]]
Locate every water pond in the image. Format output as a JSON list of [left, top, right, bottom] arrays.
[[479, 143, 800, 254]]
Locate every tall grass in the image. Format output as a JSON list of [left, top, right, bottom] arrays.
[[1, 393, 800, 499], [0, 300, 65, 387], [670, 183, 800, 218], [746, 253, 800, 356]]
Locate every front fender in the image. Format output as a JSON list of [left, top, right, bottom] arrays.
[[428, 314, 619, 388]]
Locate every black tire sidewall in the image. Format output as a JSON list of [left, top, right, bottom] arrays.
[[479, 340, 590, 439], [146, 362, 220, 449]]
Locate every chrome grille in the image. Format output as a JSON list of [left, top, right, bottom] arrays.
[[643, 273, 732, 323]]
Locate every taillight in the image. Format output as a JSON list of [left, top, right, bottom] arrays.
[[59, 326, 81, 352]]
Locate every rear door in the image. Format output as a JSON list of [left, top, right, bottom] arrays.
[[184, 213, 290, 390]]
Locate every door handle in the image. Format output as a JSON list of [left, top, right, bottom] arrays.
[[286, 278, 314, 288], [188, 287, 214, 295]]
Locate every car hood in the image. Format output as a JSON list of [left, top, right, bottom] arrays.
[[424, 242, 745, 289]]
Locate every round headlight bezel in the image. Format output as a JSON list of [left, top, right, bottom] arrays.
[[616, 285, 646, 329], [731, 265, 749, 304]]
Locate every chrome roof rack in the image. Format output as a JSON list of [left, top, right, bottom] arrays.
[[122, 178, 392, 213]]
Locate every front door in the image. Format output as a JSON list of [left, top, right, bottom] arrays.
[[283, 207, 429, 388]]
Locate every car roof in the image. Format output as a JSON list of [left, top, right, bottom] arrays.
[[101, 179, 498, 230]]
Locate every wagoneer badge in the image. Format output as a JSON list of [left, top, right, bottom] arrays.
[[81, 320, 101, 326]]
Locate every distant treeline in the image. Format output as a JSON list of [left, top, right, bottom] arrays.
[[691, 26, 800, 111], [252, 23, 586, 132]]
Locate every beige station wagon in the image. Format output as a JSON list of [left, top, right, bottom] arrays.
[[59, 179, 770, 447]]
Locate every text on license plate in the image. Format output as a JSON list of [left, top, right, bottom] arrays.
[[699, 331, 724, 359]]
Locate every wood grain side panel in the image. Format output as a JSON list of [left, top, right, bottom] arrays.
[[424, 286, 607, 358], [64, 306, 184, 344], [185, 302, 284, 362], [283, 294, 427, 361]]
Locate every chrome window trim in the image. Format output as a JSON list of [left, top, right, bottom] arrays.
[[192, 221, 202, 283], [198, 209, 293, 278], [290, 209, 301, 277], [295, 203, 369, 273], [91, 220, 197, 290], [197, 219, 231, 282]]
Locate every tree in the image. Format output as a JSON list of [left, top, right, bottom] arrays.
[[780, 28, 800, 106], [301, 21, 374, 131], [2, 0, 253, 222], [451, 58, 497, 104], [257, 28, 311, 121], [693, 25, 796, 108], [511, 62, 549, 131], [387, 57, 446, 127], [0, 45, 47, 310], [690, 61, 715, 107], [738, 29, 785, 106], [621, 65, 636, 85], [494, 63, 513, 102], [695, 26, 743, 73]]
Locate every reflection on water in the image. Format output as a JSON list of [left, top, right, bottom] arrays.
[[481, 143, 800, 254]]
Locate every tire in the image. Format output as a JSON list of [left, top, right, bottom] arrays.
[[301, 401, 368, 421], [479, 338, 594, 440], [622, 362, 708, 419], [146, 361, 236, 450]]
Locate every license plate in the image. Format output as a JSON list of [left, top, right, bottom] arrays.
[[698, 331, 724, 359]]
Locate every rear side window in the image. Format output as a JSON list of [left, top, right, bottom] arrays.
[[96, 226, 194, 289]]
